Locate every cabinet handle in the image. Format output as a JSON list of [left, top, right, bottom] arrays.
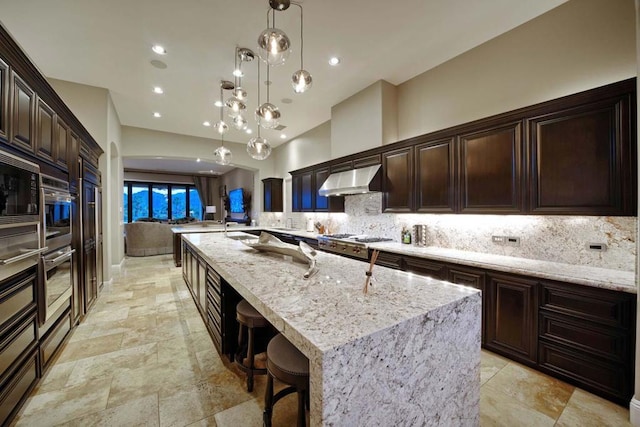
[[0, 247, 49, 265], [44, 248, 76, 265]]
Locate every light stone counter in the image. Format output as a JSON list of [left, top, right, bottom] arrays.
[[183, 232, 481, 426], [367, 242, 636, 294]]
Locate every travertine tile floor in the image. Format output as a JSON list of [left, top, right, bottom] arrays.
[[11, 254, 632, 426]]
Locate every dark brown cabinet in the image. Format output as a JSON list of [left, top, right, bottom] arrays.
[[81, 168, 99, 313], [538, 280, 635, 405], [54, 116, 69, 171], [35, 98, 55, 164], [0, 56, 8, 142], [290, 168, 344, 213], [10, 72, 35, 153], [382, 146, 414, 212], [262, 178, 283, 212], [313, 167, 344, 212], [415, 138, 455, 213], [448, 266, 486, 344], [485, 272, 537, 366], [459, 122, 524, 213], [528, 95, 634, 215], [404, 255, 447, 280]]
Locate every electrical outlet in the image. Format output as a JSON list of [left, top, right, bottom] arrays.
[[506, 236, 520, 246], [491, 235, 505, 244], [587, 242, 607, 252]]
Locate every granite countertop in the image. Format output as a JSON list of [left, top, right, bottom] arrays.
[[171, 224, 318, 239], [182, 232, 478, 360], [367, 242, 637, 294]]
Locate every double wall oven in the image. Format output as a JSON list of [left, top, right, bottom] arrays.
[[39, 175, 75, 329]]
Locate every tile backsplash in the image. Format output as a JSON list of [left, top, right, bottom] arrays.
[[260, 192, 637, 271]]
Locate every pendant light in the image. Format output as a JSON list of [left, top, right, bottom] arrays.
[[214, 81, 234, 165], [291, 3, 312, 93], [257, 0, 291, 67], [226, 48, 248, 118], [256, 63, 281, 129], [248, 60, 272, 160]]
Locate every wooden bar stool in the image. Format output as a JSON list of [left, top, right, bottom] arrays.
[[235, 299, 268, 392], [263, 333, 309, 427]]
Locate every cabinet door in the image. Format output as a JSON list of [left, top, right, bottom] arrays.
[[291, 174, 301, 212], [36, 98, 55, 163], [382, 147, 414, 212], [448, 266, 486, 344], [459, 122, 524, 213], [0, 56, 8, 142], [528, 96, 633, 215], [314, 168, 330, 211], [330, 160, 352, 173], [262, 178, 283, 212], [415, 138, 455, 213], [300, 172, 313, 211], [54, 116, 69, 171], [485, 273, 537, 365], [353, 154, 381, 169], [10, 72, 35, 153]]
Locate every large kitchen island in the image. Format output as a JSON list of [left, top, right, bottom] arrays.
[[182, 231, 481, 426]]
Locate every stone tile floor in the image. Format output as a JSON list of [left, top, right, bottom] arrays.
[[11, 254, 632, 426]]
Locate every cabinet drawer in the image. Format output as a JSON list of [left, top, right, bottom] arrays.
[[374, 251, 403, 270], [207, 269, 221, 294], [207, 286, 221, 314], [40, 310, 71, 368], [538, 340, 629, 404], [0, 313, 37, 381], [207, 311, 222, 351], [404, 256, 447, 280], [448, 267, 485, 290], [0, 273, 36, 331], [539, 311, 628, 363], [0, 348, 38, 426], [540, 281, 633, 329]]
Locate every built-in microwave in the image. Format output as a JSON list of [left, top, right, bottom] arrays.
[[41, 174, 73, 249], [0, 148, 40, 226]]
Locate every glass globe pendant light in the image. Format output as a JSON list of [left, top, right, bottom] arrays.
[[257, 1, 291, 67], [247, 59, 272, 160], [291, 3, 312, 93], [233, 114, 248, 130], [214, 81, 234, 165], [256, 61, 281, 129]]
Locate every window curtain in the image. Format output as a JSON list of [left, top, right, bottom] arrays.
[[193, 176, 217, 217]]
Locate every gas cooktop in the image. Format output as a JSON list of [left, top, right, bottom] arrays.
[[317, 234, 394, 259]]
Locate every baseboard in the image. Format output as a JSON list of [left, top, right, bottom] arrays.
[[630, 397, 640, 425], [111, 258, 125, 273]]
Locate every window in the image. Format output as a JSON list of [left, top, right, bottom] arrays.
[[123, 181, 202, 223]]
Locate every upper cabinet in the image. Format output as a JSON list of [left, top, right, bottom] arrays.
[[0, 57, 8, 142], [382, 146, 414, 212], [54, 116, 70, 171], [290, 167, 345, 213], [10, 71, 35, 154], [459, 122, 524, 213], [528, 95, 634, 216], [36, 98, 55, 163], [289, 78, 636, 217], [415, 138, 455, 213], [262, 178, 283, 212]]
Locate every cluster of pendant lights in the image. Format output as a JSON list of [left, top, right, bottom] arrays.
[[213, 0, 311, 165]]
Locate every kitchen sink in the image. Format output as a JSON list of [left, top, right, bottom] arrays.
[[226, 233, 258, 241]]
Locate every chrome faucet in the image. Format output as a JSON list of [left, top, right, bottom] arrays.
[[224, 220, 239, 237]]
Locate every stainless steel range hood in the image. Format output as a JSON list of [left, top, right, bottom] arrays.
[[318, 164, 381, 197]]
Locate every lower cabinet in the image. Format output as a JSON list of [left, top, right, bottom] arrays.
[[404, 256, 447, 280], [448, 266, 486, 344], [0, 347, 39, 426], [538, 280, 635, 405], [485, 273, 538, 366]]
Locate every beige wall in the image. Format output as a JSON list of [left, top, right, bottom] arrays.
[[221, 169, 254, 220], [397, 0, 636, 141]]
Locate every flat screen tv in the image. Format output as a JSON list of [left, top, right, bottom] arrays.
[[229, 188, 244, 213]]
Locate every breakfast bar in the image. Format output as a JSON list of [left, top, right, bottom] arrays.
[[183, 232, 481, 426]]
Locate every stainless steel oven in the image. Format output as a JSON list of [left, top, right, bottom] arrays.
[[41, 174, 73, 249], [0, 224, 47, 283], [0, 148, 40, 226], [40, 246, 74, 325]]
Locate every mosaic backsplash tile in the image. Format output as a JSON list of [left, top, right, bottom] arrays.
[[260, 192, 636, 271]]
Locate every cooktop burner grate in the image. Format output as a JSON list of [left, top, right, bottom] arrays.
[[354, 237, 394, 243], [323, 233, 356, 238]]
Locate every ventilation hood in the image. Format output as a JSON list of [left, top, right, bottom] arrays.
[[318, 164, 381, 197]]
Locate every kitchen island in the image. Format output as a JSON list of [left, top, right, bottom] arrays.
[[182, 232, 481, 426]]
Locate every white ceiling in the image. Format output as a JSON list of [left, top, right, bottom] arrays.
[[0, 0, 566, 175]]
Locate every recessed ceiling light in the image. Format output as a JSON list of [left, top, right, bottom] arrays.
[[203, 121, 211, 127], [153, 112, 161, 118], [214, 100, 223, 107], [152, 45, 167, 55], [280, 134, 287, 139], [329, 57, 341, 66], [150, 60, 167, 69], [281, 98, 293, 104], [246, 129, 252, 134], [153, 86, 164, 94], [233, 69, 244, 77], [197, 158, 201, 162]]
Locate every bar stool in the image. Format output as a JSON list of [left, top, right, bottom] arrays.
[[263, 333, 309, 427], [235, 299, 268, 392]]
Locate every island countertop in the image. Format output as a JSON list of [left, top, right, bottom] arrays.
[[182, 231, 481, 426]]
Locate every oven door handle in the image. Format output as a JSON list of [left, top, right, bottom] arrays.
[[44, 248, 76, 265], [0, 247, 49, 265]]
